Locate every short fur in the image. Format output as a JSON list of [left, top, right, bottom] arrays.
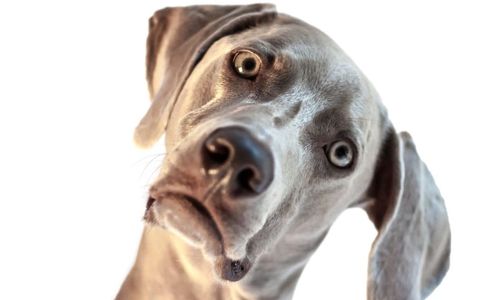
[[117, 4, 450, 300]]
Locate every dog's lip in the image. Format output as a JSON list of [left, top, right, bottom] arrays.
[[145, 196, 156, 211], [216, 256, 252, 282], [144, 191, 224, 256], [144, 190, 254, 281]]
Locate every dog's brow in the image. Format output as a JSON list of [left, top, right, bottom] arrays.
[[318, 108, 355, 130], [301, 105, 362, 145], [234, 39, 278, 62]]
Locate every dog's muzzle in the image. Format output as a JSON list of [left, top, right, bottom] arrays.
[[144, 125, 275, 280]]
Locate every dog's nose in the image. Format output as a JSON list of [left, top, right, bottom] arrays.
[[202, 126, 274, 197]]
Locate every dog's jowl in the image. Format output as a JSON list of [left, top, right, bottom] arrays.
[[117, 4, 450, 300]]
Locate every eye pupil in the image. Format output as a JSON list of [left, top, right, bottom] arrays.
[[242, 58, 256, 71], [334, 145, 349, 159]]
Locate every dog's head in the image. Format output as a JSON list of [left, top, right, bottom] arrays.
[[135, 4, 449, 297]]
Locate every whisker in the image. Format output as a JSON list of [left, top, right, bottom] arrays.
[[145, 164, 163, 185], [140, 154, 165, 178], [132, 152, 166, 167]]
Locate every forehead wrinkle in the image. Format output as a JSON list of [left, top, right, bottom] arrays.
[[299, 52, 371, 136], [224, 21, 349, 102], [287, 45, 352, 97], [298, 78, 372, 147]]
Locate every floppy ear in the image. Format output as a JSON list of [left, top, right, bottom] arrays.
[[364, 127, 451, 300], [134, 4, 277, 148]]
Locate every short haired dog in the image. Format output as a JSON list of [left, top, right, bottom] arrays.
[[117, 4, 451, 300]]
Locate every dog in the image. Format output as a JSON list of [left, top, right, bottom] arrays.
[[116, 4, 451, 300]]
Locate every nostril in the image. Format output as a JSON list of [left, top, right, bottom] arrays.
[[236, 168, 256, 193], [235, 167, 263, 195], [203, 137, 231, 169]]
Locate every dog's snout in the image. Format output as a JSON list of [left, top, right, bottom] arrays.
[[202, 127, 274, 197]]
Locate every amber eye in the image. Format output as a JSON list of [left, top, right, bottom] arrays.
[[326, 140, 354, 168], [232, 50, 262, 78]]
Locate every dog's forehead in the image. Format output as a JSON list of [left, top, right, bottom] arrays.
[[196, 16, 378, 139], [232, 18, 353, 73], [231, 18, 371, 108], [243, 20, 375, 133]]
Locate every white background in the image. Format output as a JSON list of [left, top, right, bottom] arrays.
[[0, 1, 497, 299]]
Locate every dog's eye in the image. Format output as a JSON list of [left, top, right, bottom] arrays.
[[325, 140, 354, 168], [233, 50, 261, 78]]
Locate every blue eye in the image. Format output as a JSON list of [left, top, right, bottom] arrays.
[[326, 140, 354, 168]]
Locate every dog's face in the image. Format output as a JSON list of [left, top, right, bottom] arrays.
[[135, 5, 449, 294], [142, 10, 383, 281]]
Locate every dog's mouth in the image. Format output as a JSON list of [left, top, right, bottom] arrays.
[[144, 192, 223, 254], [144, 192, 252, 281]]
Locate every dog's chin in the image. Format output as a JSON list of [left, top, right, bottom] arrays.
[[144, 193, 253, 281]]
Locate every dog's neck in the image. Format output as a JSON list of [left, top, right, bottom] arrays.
[[118, 222, 329, 300]]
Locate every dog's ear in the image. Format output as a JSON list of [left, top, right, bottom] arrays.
[[134, 4, 277, 148], [364, 126, 451, 299]]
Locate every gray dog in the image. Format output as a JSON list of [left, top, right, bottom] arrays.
[[117, 4, 451, 300]]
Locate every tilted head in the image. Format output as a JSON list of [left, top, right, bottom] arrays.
[[135, 4, 450, 298]]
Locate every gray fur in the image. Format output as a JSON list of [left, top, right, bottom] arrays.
[[117, 4, 450, 300]]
